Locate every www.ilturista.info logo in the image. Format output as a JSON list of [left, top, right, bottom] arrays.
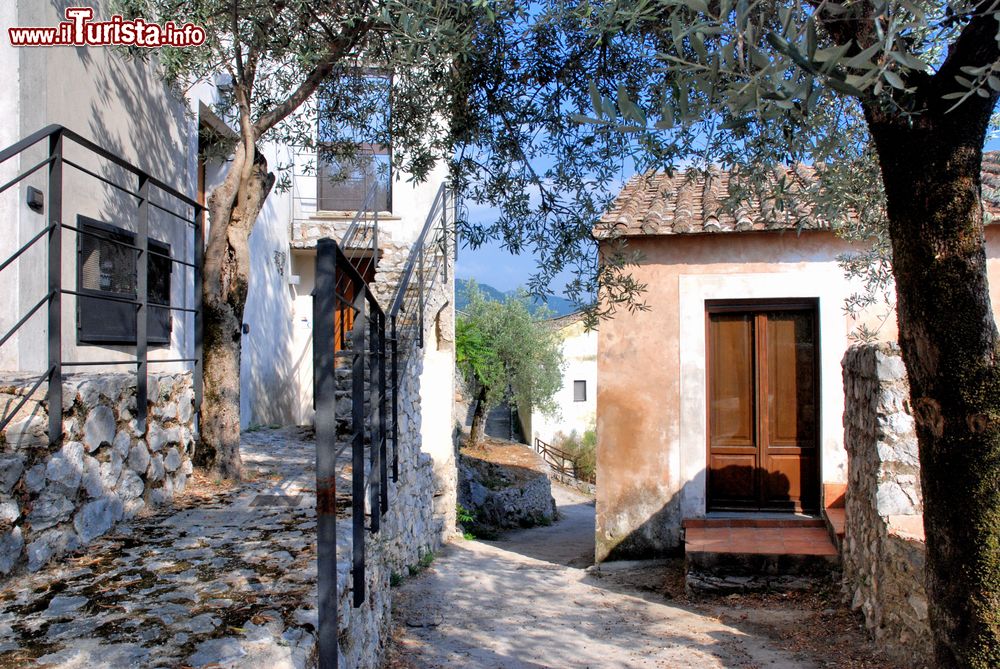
[[8, 7, 206, 48]]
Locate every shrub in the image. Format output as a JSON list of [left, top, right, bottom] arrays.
[[553, 429, 597, 483]]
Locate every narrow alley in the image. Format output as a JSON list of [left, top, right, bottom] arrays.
[[388, 484, 893, 669]]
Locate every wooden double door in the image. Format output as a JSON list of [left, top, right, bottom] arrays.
[[706, 300, 820, 512]]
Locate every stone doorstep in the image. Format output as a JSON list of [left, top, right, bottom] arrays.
[[823, 482, 847, 509], [682, 517, 826, 529], [684, 524, 841, 588]]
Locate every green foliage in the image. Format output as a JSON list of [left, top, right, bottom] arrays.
[[407, 550, 436, 576], [456, 503, 476, 526], [553, 429, 597, 483], [443, 0, 994, 328], [113, 0, 484, 185], [456, 281, 564, 417]]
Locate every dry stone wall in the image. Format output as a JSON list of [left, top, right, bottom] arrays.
[[842, 343, 931, 666], [334, 237, 455, 667], [0, 372, 195, 576], [334, 355, 439, 668]]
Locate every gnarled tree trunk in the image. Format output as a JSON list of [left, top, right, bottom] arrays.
[[195, 143, 275, 480], [468, 385, 489, 448], [866, 98, 1000, 668]]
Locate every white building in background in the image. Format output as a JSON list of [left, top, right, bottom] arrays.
[[526, 312, 598, 445]]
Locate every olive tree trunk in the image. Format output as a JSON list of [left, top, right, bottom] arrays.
[[468, 385, 490, 448], [195, 142, 275, 480], [865, 98, 1000, 668]]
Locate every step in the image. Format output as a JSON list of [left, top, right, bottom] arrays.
[[684, 521, 840, 591], [823, 507, 846, 553], [823, 482, 847, 509], [683, 516, 826, 529]]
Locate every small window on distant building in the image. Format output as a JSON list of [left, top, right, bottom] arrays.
[[573, 380, 587, 402], [316, 72, 391, 212], [77, 216, 172, 345]]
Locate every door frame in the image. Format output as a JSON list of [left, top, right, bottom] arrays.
[[704, 297, 822, 512]]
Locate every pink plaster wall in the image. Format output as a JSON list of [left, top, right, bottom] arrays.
[[595, 228, 1000, 561]]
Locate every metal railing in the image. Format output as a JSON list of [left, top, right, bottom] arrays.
[[0, 125, 203, 443], [312, 181, 452, 669], [535, 436, 580, 482]]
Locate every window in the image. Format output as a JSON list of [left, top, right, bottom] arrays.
[[573, 380, 587, 402], [316, 73, 392, 212], [77, 216, 172, 345]]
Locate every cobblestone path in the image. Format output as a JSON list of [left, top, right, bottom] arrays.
[[0, 428, 319, 669]]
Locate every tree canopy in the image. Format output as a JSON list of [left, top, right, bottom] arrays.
[[457, 282, 564, 446]]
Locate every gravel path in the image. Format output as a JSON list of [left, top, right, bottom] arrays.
[[389, 483, 822, 669]]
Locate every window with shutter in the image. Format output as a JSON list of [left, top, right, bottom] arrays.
[[76, 216, 172, 345]]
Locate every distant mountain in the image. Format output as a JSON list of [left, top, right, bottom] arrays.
[[456, 278, 577, 318]]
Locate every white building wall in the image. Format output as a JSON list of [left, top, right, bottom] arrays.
[[239, 143, 300, 428], [2, 1, 197, 376], [532, 317, 598, 445], [0, 1, 22, 371]]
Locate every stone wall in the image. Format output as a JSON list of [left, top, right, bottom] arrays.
[[334, 236, 455, 667], [458, 451, 556, 533], [0, 372, 196, 576], [842, 343, 930, 665], [335, 353, 441, 667]]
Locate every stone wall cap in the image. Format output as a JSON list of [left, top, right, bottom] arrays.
[[887, 514, 925, 543]]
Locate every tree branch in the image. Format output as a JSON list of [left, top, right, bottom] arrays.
[[929, 3, 1000, 116], [252, 19, 374, 138], [807, 0, 877, 54]]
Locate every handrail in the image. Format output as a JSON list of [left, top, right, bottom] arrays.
[[0, 124, 200, 209], [338, 182, 380, 250], [0, 125, 205, 442], [536, 436, 577, 463], [535, 437, 580, 480], [388, 182, 446, 317]]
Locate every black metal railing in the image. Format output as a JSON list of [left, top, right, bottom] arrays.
[[312, 181, 452, 669], [0, 125, 203, 443], [535, 436, 581, 482]]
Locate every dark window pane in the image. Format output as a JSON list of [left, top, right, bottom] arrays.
[[77, 217, 172, 345], [573, 380, 587, 402]]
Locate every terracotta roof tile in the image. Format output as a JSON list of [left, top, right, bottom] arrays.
[[599, 153, 1000, 238]]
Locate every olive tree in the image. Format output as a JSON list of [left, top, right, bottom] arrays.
[[456, 282, 563, 448], [116, 0, 478, 479]]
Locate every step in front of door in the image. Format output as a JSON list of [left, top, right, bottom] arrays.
[[684, 524, 840, 593]]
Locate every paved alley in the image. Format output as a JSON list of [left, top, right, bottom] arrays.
[[389, 483, 888, 669], [0, 428, 319, 669]]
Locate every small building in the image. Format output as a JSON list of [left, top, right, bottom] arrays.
[[525, 312, 597, 446], [593, 164, 1000, 562]]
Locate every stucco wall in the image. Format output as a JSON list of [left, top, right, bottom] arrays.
[[532, 318, 598, 445], [238, 143, 300, 429], [1, 1, 198, 377], [596, 230, 891, 561]]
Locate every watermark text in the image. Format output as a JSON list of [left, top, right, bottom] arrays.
[[8, 7, 205, 48]]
